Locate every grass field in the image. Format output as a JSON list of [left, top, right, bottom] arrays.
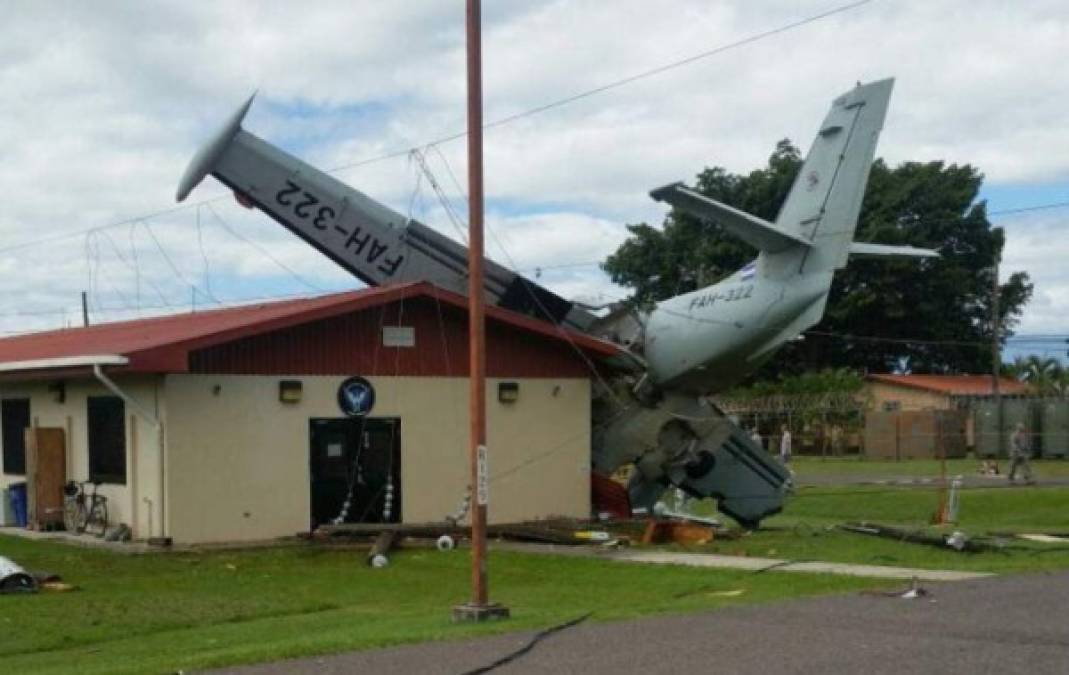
[[695, 481, 1069, 574], [0, 535, 882, 675], [791, 456, 1069, 480], [5, 473, 1069, 674]]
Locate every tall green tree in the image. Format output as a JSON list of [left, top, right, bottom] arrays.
[[603, 141, 1033, 375]]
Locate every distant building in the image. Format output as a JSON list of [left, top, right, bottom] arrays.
[[0, 282, 624, 544], [865, 374, 1031, 412], [863, 374, 1032, 457]]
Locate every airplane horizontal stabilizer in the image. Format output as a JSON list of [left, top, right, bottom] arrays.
[[848, 242, 940, 259], [650, 183, 813, 254]]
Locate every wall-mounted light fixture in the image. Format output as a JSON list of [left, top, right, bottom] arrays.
[[48, 381, 66, 404], [279, 380, 303, 404], [497, 381, 519, 404]]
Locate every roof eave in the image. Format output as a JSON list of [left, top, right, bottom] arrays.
[[0, 354, 129, 374]]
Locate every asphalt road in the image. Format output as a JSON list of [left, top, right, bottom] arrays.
[[213, 570, 1069, 674]]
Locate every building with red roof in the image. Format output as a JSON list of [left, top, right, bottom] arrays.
[[0, 283, 625, 544], [865, 374, 1030, 411]]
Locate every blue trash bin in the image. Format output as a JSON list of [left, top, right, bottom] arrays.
[[8, 483, 27, 528]]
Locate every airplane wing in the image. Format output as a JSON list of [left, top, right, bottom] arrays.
[[177, 94, 593, 330]]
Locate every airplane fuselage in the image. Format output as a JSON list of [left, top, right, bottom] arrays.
[[644, 262, 830, 394]]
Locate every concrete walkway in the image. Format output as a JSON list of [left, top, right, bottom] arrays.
[[608, 550, 992, 581]]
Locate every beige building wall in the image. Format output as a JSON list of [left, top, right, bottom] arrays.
[[866, 382, 950, 411], [0, 376, 164, 538], [164, 374, 590, 545]]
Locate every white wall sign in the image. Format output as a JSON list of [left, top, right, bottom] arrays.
[[476, 444, 488, 506], [382, 326, 415, 348]]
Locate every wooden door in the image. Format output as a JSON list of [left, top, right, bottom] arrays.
[[25, 427, 66, 530]]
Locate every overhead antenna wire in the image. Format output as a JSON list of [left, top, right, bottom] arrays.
[[195, 204, 214, 302], [128, 223, 142, 314], [424, 150, 632, 408], [205, 202, 325, 293], [410, 147, 470, 246], [130, 220, 216, 305], [990, 200, 1069, 216], [87, 228, 171, 308]]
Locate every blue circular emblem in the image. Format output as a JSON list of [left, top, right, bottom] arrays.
[[337, 376, 375, 417]]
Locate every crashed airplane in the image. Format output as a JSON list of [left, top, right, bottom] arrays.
[[177, 77, 935, 527]]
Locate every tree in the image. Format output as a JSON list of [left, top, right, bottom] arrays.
[[1006, 355, 1067, 396], [603, 141, 1033, 376]]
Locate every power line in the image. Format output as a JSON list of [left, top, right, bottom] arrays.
[[204, 203, 326, 293], [990, 200, 1069, 217], [0, 0, 874, 259], [804, 330, 989, 348]]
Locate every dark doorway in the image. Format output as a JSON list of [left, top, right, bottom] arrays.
[[1, 399, 30, 475], [309, 417, 400, 530]]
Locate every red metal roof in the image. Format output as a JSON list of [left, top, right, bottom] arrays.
[[0, 282, 625, 376], [866, 374, 1030, 396]]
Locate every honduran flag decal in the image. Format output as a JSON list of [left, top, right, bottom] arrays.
[[740, 260, 757, 281]]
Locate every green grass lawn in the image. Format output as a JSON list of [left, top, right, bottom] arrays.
[[791, 456, 1069, 480], [6, 481, 1069, 674], [0, 535, 883, 675], [693, 482, 1069, 574]]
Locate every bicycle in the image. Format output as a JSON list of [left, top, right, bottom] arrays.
[[63, 480, 108, 537]]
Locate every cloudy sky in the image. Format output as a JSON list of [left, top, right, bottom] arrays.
[[1, 0, 1067, 359]]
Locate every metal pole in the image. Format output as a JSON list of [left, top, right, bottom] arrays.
[[454, 0, 508, 623], [81, 291, 90, 327], [992, 258, 1002, 462]]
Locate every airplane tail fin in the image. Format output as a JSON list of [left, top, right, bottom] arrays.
[[770, 78, 895, 275], [651, 79, 902, 281]]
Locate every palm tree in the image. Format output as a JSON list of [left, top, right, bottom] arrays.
[[1014, 355, 1067, 396]]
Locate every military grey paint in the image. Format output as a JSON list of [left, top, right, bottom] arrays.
[[642, 79, 929, 394], [176, 95, 589, 330]]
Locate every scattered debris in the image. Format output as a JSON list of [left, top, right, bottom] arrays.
[[367, 531, 398, 568], [104, 523, 132, 543], [0, 556, 38, 594], [651, 501, 723, 528], [862, 576, 930, 599], [946, 476, 963, 522], [1018, 534, 1069, 544], [319, 519, 633, 547], [840, 522, 992, 553], [641, 520, 715, 546], [708, 589, 746, 598], [673, 585, 746, 599], [945, 530, 968, 551], [573, 530, 611, 542]]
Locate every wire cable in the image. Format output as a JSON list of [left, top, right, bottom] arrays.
[[0, 0, 876, 259], [205, 203, 326, 293]]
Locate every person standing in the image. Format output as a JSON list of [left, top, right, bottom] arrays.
[[750, 427, 763, 451], [1009, 422, 1035, 485], [780, 424, 792, 465]]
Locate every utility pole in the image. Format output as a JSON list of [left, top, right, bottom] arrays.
[[81, 291, 90, 327], [991, 257, 1003, 461], [453, 0, 509, 623]]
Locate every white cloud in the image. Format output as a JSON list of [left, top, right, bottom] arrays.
[[1001, 211, 1069, 336], [1, 0, 1068, 338]]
